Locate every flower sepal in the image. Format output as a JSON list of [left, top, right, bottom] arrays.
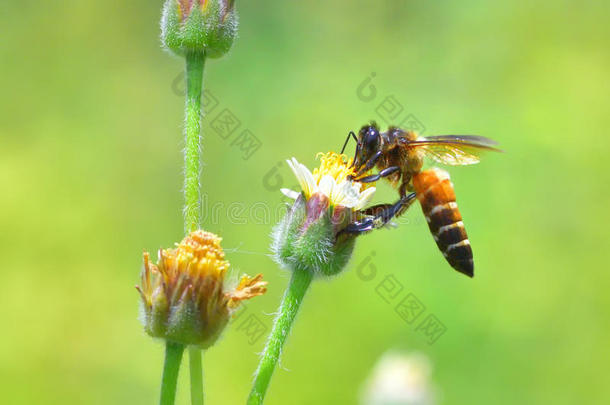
[[273, 193, 357, 278]]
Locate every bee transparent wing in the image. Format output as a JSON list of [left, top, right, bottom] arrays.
[[409, 135, 501, 166], [421, 144, 483, 165], [423, 135, 499, 147]]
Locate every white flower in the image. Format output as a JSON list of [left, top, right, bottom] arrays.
[[281, 153, 376, 211], [272, 152, 378, 277]]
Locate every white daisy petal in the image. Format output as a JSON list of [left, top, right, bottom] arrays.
[[287, 158, 316, 197], [299, 163, 317, 197], [354, 186, 376, 210], [280, 188, 300, 200], [283, 154, 376, 212], [318, 175, 335, 199], [330, 182, 347, 206], [286, 158, 304, 189], [334, 180, 359, 207]]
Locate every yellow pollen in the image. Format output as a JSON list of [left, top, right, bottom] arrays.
[[312, 152, 355, 184], [311, 151, 374, 190]]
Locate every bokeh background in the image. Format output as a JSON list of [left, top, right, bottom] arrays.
[[2, 1, 609, 404]]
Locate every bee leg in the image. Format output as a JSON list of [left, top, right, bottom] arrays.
[[352, 150, 383, 177], [340, 202, 400, 235], [398, 175, 413, 197], [341, 217, 375, 235], [361, 203, 394, 217], [372, 193, 417, 225], [393, 192, 417, 218], [340, 193, 417, 235], [356, 166, 400, 183], [341, 204, 392, 235]]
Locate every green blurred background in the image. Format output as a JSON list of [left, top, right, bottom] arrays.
[[2, 1, 609, 404]]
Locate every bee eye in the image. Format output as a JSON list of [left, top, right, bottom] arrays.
[[364, 127, 379, 149]]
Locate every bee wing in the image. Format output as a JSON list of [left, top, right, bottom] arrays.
[[408, 135, 502, 166]]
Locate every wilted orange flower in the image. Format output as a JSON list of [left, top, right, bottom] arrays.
[[137, 230, 267, 348]]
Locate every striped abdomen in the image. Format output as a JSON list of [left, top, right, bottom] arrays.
[[413, 168, 474, 277]]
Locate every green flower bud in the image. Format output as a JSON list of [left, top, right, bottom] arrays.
[[272, 153, 377, 277], [136, 230, 267, 348], [161, 0, 238, 58]]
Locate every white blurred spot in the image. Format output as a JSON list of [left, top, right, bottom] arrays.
[[361, 351, 437, 405]]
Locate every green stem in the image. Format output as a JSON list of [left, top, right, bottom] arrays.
[[183, 51, 207, 404], [247, 269, 314, 405], [159, 341, 185, 405], [184, 51, 206, 233], [189, 347, 204, 405]]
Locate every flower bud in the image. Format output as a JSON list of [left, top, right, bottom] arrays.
[[272, 153, 377, 277], [136, 230, 266, 348], [161, 0, 238, 58]]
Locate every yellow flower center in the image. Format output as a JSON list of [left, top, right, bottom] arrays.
[[311, 151, 374, 190], [173, 230, 229, 279], [312, 152, 355, 184]]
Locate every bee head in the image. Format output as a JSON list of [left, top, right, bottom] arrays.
[[353, 123, 380, 171]]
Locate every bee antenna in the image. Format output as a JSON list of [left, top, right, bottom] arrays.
[[340, 131, 358, 154]]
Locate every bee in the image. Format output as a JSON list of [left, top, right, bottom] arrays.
[[341, 122, 501, 277]]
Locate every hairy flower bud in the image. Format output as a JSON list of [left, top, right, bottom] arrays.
[[272, 153, 377, 277], [161, 0, 238, 58], [136, 230, 266, 347]]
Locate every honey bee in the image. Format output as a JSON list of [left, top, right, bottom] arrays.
[[341, 122, 501, 277]]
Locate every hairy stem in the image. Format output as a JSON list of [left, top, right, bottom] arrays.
[[247, 269, 314, 404], [189, 347, 204, 405], [159, 342, 185, 405], [183, 51, 207, 404], [184, 51, 206, 233]]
